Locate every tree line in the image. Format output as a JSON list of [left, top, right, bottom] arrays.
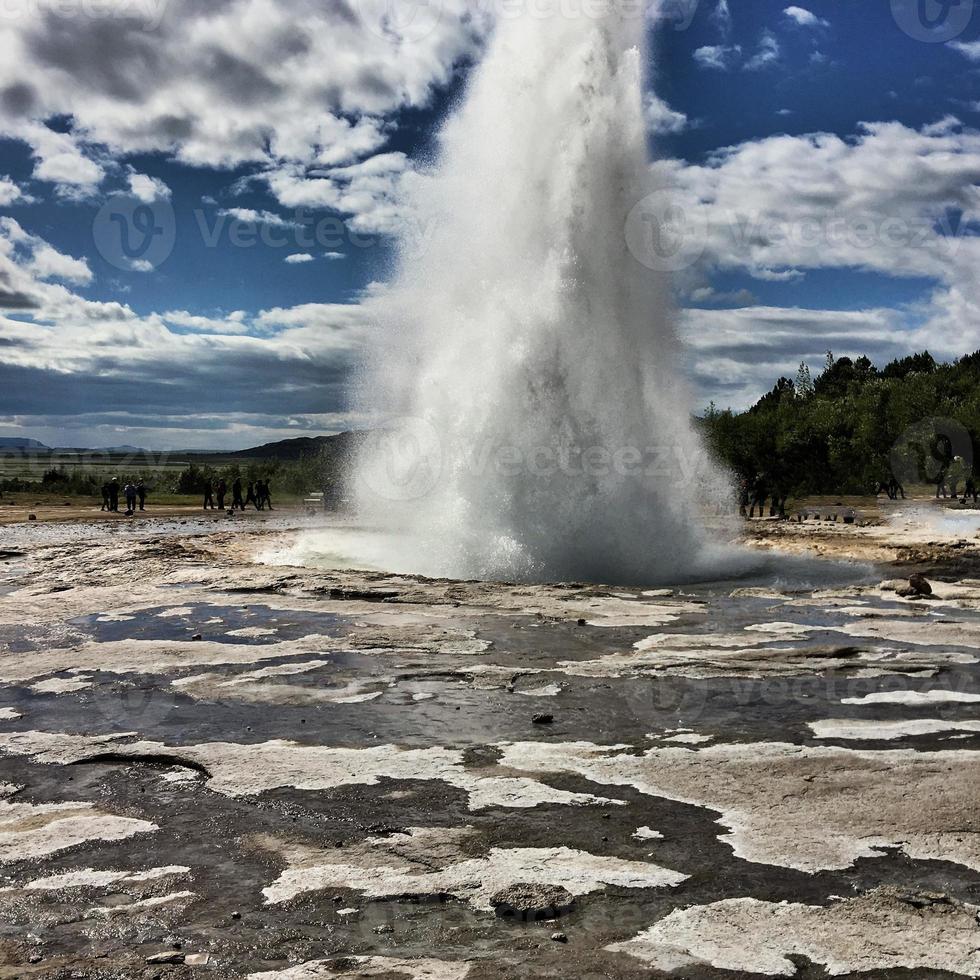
[[699, 350, 980, 500]]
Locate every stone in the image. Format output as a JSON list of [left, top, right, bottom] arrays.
[[908, 573, 933, 595], [146, 951, 186, 965], [490, 883, 575, 921], [551, 932, 568, 943], [374, 924, 394, 934], [28, 513, 36, 521], [532, 713, 554, 725]]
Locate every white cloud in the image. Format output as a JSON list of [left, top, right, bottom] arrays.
[[783, 6, 829, 28], [680, 306, 908, 408], [0, 0, 493, 223], [651, 117, 980, 385], [644, 94, 689, 135], [711, 0, 732, 33], [127, 171, 171, 203], [325, 252, 346, 261], [218, 208, 300, 229], [30, 244, 93, 285], [163, 310, 250, 334], [284, 253, 314, 264], [950, 40, 980, 61], [0, 177, 26, 208], [694, 45, 741, 70], [744, 30, 781, 71]]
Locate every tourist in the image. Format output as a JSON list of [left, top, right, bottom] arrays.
[[232, 477, 244, 510], [216, 479, 227, 510], [245, 481, 257, 509], [100, 482, 111, 512], [108, 478, 120, 512], [124, 483, 137, 514], [136, 481, 146, 511], [262, 480, 273, 511], [203, 481, 215, 510]]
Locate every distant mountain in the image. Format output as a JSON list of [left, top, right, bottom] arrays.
[[224, 431, 364, 461], [93, 445, 151, 454], [0, 437, 49, 450]]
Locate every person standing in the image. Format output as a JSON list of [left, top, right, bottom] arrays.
[[262, 480, 273, 511], [124, 483, 137, 514], [245, 481, 257, 509], [108, 478, 120, 513], [232, 477, 244, 510], [136, 481, 147, 511], [100, 482, 111, 512], [204, 481, 215, 510], [216, 479, 227, 510]]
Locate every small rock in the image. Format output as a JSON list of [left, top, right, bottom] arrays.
[[896, 889, 951, 909], [490, 883, 575, 921], [532, 713, 554, 726], [373, 924, 394, 935], [551, 932, 568, 944], [908, 573, 933, 595], [146, 952, 186, 965], [190, 633, 203, 641], [230, 911, 241, 920], [28, 513, 36, 521]]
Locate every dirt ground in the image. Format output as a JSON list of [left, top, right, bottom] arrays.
[[0, 501, 978, 979]]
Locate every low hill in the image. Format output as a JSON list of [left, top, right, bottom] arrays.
[[0, 437, 49, 450], [222, 431, 364, 461]]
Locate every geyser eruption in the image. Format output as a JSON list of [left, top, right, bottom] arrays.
[[350, 4, 737, 585]]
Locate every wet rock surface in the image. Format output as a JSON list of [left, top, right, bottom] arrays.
[[0, 513, 978, 977]]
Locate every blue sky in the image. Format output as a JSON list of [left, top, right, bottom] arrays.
[[0, 0, 977, 448]]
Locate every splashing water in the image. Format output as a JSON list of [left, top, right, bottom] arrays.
[[347, 6, 742, 585]]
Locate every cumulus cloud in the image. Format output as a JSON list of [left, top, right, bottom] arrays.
[[694, 44, 741, 70], [127, 171, 171, 202], [218, 208, 300, 229], [284, 253, 314, 264], [645, 93, 689, 135], [783, 6, 829, 28], [744, 30, 781, 71], [950, 40, 980, 61], [0, 176, 30, 206], [680, 306, 908, 408], [0, 0, 491, 215], [29, 244, 93, 285], [646, 116, 980, 402]]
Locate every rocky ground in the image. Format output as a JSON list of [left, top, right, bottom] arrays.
[[0, 504, 979, 979]]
